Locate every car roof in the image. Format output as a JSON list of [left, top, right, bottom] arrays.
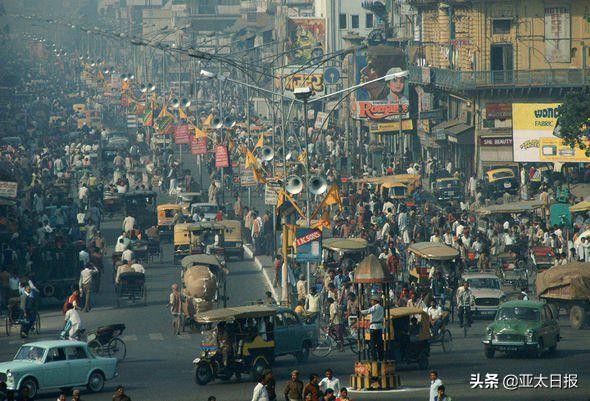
[[22, 340, 87, 348], [500, 300, 544, 309], [462, 273, 499, 279]]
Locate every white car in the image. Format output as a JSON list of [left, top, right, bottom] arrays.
[[0, 340, 118, 398], [189, 203, 218, 221], [462, 273, 506, 318]]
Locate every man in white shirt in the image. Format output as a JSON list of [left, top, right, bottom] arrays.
[[305, 287, 321, 314], [382, 200, 394, 215], [427, 299, 443, 336], [121, 248, 134, 263], [131, 260, 145, 274], [319, 368, 341, 396], [78, 248, 90, 266], [361, 296, 384, 360], [429, 371, 443, 401], [64, 303, 83, 340], [115, 235, 128, 253], [78, 184, 89, 204], [122, 214, 136, 233], [251, 374, 270, 401], [78, 263, 98, 312]]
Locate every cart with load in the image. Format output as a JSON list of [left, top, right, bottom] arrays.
[[116, 271, 147, 308]]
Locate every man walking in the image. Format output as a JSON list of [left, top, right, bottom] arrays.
[[283, 370, 303, 401], [78, 263, 98, 312], [429, 371, 443, 401], [112, 385, 131, 401], [251, 374, 270, 401]]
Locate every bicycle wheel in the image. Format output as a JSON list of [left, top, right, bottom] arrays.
[[107, 338, 127, 361], [441, 330, 453, 353], [87, 340, 104, 357], [348, 337, 359, 354], [311, 330, 333, 358]]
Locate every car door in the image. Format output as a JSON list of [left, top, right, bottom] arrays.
[[273, 312, 289, 355], [40, 347, 69, 388], [64, 346, 92, 385]]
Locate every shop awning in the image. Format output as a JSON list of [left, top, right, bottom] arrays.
[[446, 123, 474, 145]]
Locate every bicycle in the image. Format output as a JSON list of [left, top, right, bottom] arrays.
[[458, 306, 472, 338], [311, 320, 358, 358], [62, 323, 127, 361]]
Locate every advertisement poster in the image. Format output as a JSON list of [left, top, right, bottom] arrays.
[[215, 145, 229, 168], [544, 6, 570, 63], [189, 136, 207, 155], [352, 46, 409, 122], [0, 181, 18, 198], [286, 18, 325, 65], [512, 103, 590, 162], [173, 125, 190, 144], [280, 68, 325, 97], [294, 228, 322, 262]]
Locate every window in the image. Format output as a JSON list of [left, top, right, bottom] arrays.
[[65, 346, 88, 360], [46, 348, 66, 363], [351, 15, 359, 29], [366, 13, 374, 28], [492, 19, 511, 35], [339, 14, 347, 29]]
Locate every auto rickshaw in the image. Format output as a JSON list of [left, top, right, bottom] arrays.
[[176, 192, 205, 216], [433, 177, 463, 203], [193, 305, 277, 384], [407, 242, 459, 292], [482, 168, 519, 198], [322, 237, 369, 272], [157, 204, 182, 236], [123, 191, 157, 229], [220, 220, 244, 260], [174, 222, 226, 264]]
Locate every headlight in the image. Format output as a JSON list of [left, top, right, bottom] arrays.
[[486, 327, 493, 339], [525, 329, 535, 343]]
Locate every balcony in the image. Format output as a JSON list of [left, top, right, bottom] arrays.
[[409, 66, 590, 91]]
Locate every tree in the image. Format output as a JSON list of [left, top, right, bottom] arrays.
[[556, 87, 590, 156]]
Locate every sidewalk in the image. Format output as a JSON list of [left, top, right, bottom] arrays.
[[243, 244, 280, 302]]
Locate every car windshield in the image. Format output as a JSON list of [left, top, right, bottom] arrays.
[[14, 346, 45, 362], [437, 180, 460, 188], [193, 205, 217, 214], [467, 278, 500, 290], [496, 307, 540, 321]]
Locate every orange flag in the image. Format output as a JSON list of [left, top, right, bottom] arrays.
[[194, 127, 207, 138], [253, 134, 264, 150], [312, 209, 331, 230]]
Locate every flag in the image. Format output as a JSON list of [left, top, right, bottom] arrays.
[[228, 137, 235, 153], [157, 104, 171, 119], [142, 110, 153, 127], [178, 107, 189, 120], [312, 209, 331, 230], [121, 80, 130, 91], [97, 70, 104, 81], [312, 183, 343, 219], [252, 166, 267, 184], [203, 114, 213, 127], [244, 148, 260, 169], [253, 134, 264, 150], [277, 189, 305, 219], [297, 150, 307, 164], [194, 127, 207, 138]]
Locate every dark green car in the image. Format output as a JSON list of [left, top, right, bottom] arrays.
[[483, 300, 560, 358]]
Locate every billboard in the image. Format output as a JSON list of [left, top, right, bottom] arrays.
[[279, 68, 325, 97], [544, 6, 570, 63], [352, 46, 409, 122], [512, 103, 590, 162], [286, 18, 325, 65], [294, 228, 322, 262]]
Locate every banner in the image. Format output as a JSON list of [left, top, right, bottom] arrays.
[[240, 163, 256, 187], [544, 6, 570, 62], [174, 125, 191, 144], [286, 18, 325, 65], [352, 46, 410, 121], [294, 228, 322, 262], [279, 68, 325, 97], [189, 136, 207, 155], [512, 103, 590, 162], [0, 181, 17, 198], [215, 145, 229, 168]]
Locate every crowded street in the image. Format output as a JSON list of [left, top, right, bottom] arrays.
[[1, 1, 590, 401]]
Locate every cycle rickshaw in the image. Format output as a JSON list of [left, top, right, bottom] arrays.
[[5, 298, 40, 336], [115, 271, 147, 308], [86, 323, 127, 361]]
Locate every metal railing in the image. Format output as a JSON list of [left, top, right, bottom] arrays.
[[409, 66, 590, 90]]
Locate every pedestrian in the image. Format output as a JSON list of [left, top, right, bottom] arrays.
[[19, 285, 35, 339], [296, 274, 307, 302], [64, 302, 83, 340], [429, 371, 443, 401], [122, 214, 136, 233], [273, 255, 283, 287], [264, 370, 277, 401], [169, 284, 183, 334], [283, 370, 303, 401], [57, 393, 66, 401], [319, 369, 341, 396], [360, 295, 384, 360], [434, 385, 451, 401], [78, 263, 98, 312], [71, 388, 82, 401], [303, 374, 321, 401], [335, 388, 350, 401], [322, 389, 335, 401], [112, 385, 131, 401], [62, 289, 80, 313], [263, 291, 276, 305], [251, 374, 270, 401], [327, 297, 344, 352]]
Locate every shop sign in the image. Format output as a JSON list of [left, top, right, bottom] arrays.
[[480, 136, 513, 146], [486, 103, 512, 119], [369, 120, 414, 133], [295, 228, 322, 262], [174, 125, 190, 144], [215, 145, 229, 168]]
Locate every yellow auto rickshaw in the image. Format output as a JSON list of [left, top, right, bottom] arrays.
[[174, 222, 226, 263], [407, 242, 459, 291], [220, 220, 244, 260], [157, 204, 182, 234], [483, 168, 519, 198]]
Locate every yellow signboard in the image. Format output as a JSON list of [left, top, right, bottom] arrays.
[[512, 103, 590, 163], [369, 120, 414, 133]]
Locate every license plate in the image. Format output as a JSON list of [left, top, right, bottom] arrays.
[[497, 346, 518, 351], [503, 182, 512, 188]]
